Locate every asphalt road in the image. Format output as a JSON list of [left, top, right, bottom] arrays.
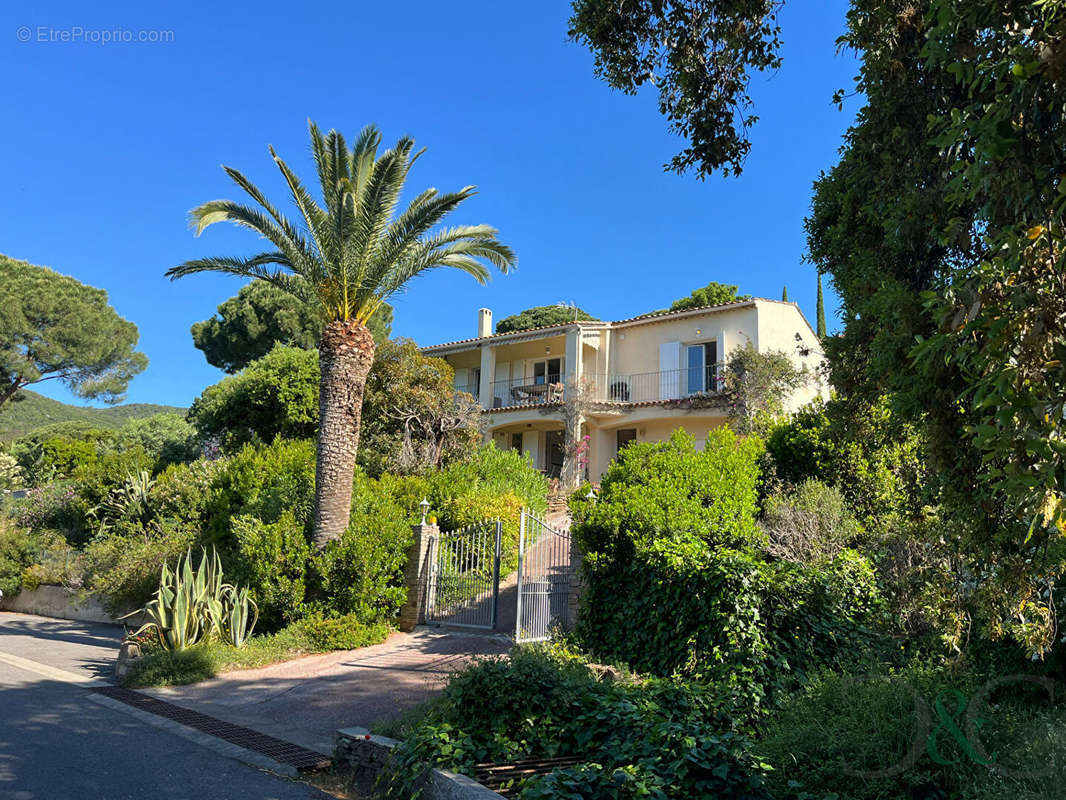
[[0, 647, 329, 800]]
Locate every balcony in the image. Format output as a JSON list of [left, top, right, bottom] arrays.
[[483, 365, 724, 411]]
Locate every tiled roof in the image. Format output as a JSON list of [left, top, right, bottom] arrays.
[[421, 298, 787, 352]]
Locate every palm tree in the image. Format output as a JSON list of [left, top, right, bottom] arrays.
[[167, 122, 515, 547]]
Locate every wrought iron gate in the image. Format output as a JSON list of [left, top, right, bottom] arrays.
[[515, 509, 574, 643], [424, 520, 502, 629]]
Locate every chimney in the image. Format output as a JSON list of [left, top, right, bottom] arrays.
[[477, 308, 492, 338]]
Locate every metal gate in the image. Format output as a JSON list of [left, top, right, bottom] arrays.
[[424, 520, 502, 629], [515, 509, 574, 643]]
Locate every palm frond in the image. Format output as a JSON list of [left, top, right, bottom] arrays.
[[170, 121, 515, 326]]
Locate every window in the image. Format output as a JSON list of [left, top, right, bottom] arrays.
[[533, 358, 562, 385], [470, 367, 481, 394], [616, 428, 637, 453], [511, 432, 523, 452], [686, 342, 718, 395]]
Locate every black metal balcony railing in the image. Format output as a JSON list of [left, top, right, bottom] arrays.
[[480, 365, 724, 410]]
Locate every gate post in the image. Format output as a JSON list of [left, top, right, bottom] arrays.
[[490, 520, 502, 630], [398, 521, 439, 632], [515, 509, 526, 640]]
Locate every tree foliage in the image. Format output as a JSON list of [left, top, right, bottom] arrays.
[[495, 304, 598, 334], [0, 254, 147, 407], [188, 345, 320, 449], [569, 0, 784, 178], [189, 340, 480, 474], [191, 281, 393, 373], [662, 280, 748, 313], [359, 339, 480, 476], [721, 342, 807, 435]]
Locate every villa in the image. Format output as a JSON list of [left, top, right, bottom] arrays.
[[423, 299, 826, 481]]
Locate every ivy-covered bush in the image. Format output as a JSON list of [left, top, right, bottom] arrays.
[[571, 428, 882, 710], [383, 647, 772, 800]]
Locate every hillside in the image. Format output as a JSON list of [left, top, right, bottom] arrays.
[[0, 390, 186, 441]]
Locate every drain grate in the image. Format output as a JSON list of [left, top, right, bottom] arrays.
[[92, 686, 331, 771]]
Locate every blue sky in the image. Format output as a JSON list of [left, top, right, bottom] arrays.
[[1, 0, 861, 409]]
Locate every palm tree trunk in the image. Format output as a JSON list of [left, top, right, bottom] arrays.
[[312, 319, 376, 548]]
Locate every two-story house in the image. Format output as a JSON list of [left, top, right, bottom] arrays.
[[422, 299, 825, 481]]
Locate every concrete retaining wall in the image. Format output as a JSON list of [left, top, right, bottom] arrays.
[[0, 585, 128, 626], [334, 727, 501, 799]]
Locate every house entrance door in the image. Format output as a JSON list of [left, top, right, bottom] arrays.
[[545, 430, 565, 477]]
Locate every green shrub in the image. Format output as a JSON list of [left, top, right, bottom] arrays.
[[382, 647, 772, 800], [188, 344, 319, 450], [115, 413, 200, 466], [427, 444, 549, 517], [83, 523, 196, 614], [0, 520, 51, 596], [8, 483, 92, 544], [11, 422, 114, 485], [570, 428, 882, 709], [289, 613, 389, 651], [571, 428, 765, 556], [314, 471, 413, 623], [21, 538, 84, 591], [765, 397, 925, 529], [761, 478, 863, 564], [203, 437, 316, 546], [148, 458, 219, 529], [229, 511, 310, 630], [757, 662, 1066, 800]]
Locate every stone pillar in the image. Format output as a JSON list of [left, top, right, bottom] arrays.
[[478, 344, 496, 409], [398, 522, 439, 632]]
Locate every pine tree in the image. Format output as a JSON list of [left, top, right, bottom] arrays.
[[781, 285, 789, 301], [816, 274, 827, 338]]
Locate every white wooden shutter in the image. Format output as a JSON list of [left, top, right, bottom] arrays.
[[659, 341, 682, 399]]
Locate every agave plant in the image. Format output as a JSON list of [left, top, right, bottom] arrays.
[[220, 585, 259, 648], [91, 470, 155, 535], [125, 547, 258, 651]]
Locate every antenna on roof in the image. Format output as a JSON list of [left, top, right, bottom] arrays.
[[554, 300, 581, 321]]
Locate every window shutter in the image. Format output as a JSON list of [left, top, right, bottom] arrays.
[[659, 341, 682, 399]]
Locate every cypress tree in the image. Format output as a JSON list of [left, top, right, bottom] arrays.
[[781, 285, 789, 301], [816, 274, 827, 338]]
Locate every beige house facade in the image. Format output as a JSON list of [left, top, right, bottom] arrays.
[[422, 299, 826, 482]]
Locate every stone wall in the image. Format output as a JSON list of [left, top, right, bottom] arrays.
[[0, 585, 129, 625], [334, 727, 501, 799]]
